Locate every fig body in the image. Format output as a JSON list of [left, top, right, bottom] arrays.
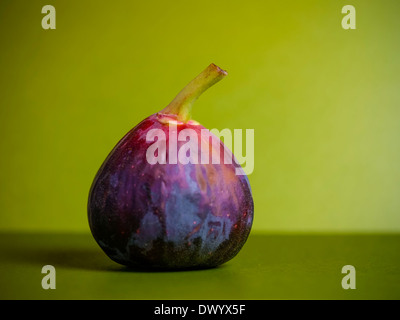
[[88, 64, 254, 269]]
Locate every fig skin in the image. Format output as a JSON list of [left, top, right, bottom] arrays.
[[88, 113, 254, 269]]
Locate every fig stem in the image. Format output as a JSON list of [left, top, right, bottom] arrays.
[[161, 63, 228, 122]]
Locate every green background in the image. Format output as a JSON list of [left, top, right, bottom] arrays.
[[1, 0, 399, 233], [0, 0, 399, 301]]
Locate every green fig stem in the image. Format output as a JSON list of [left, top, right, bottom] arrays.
[[160, 63, 228, 122]]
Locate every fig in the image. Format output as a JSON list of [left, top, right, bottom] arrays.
[[88, 64, 254, 269]]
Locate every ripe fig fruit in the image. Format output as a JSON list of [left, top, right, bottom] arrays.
[[88, 64, 254, 269]]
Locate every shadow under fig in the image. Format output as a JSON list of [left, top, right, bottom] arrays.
[[0, 232, 223, 273], [13, 247, 224, 273], [4, 246, 113, 272]]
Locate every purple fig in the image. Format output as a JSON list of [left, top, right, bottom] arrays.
[[88, 64, 254, 269]]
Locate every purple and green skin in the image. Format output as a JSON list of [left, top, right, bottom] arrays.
[[88, 64, 254, 269]]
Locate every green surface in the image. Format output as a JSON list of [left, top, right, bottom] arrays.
[[1, 232, 399, 299], [1, 0, 400, 233]]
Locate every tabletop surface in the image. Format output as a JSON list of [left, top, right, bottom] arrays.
[[1, 232, 399, 300]]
